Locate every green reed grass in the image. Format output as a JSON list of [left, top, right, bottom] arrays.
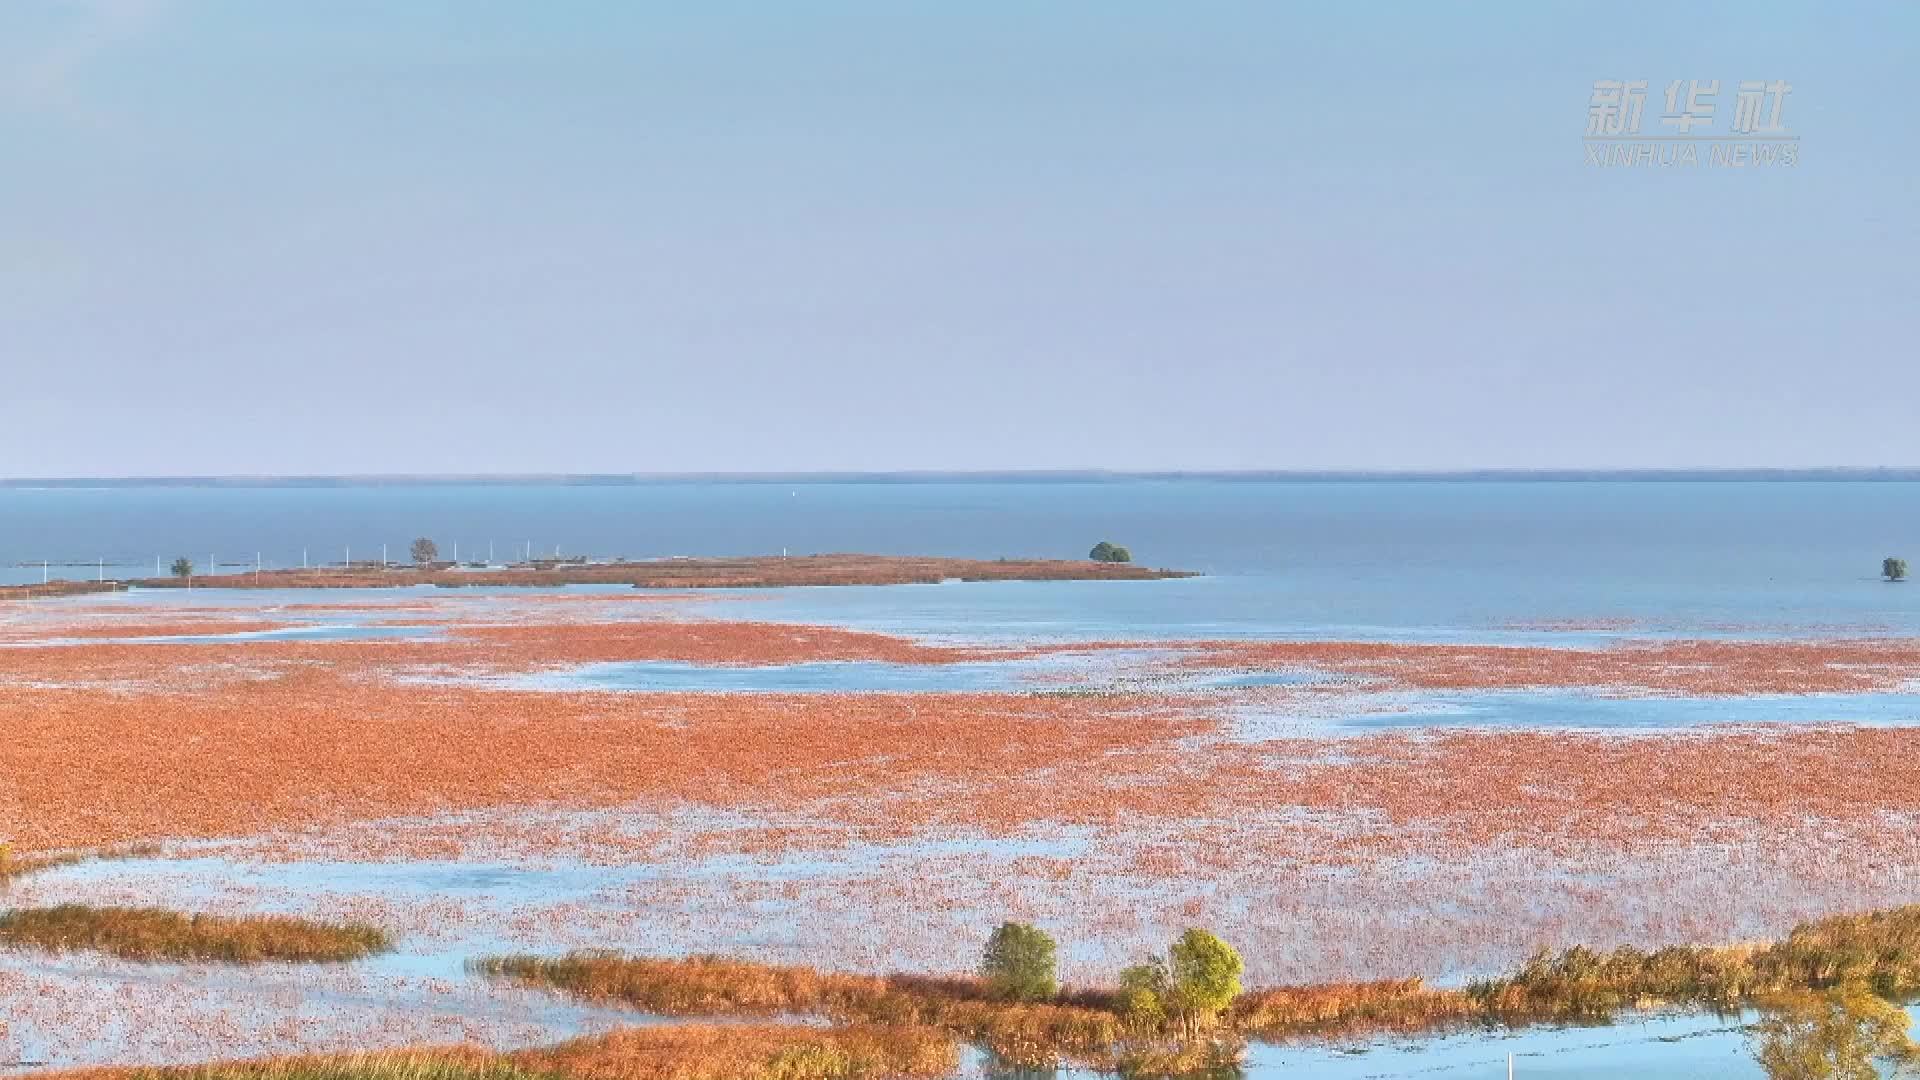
[[0, 904, 392, 964]]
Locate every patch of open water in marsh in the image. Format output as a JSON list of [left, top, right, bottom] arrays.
[[1223, 687, 1920, 736]]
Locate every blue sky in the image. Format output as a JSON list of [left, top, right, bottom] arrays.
[[1, 2, 1914, 475]]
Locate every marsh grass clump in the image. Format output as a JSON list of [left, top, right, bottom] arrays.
[[0, 841, 164, 885], [0, 904, 392, 964], [520, 1023, 960, 1080], [1231, 978, 1479, 1037], [1470, 905, 1920, 1020], [473, 953, 1122, 1068]]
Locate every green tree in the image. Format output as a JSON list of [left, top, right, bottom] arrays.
[[411, 537, 439, 565], [1088, 541, 1132, 563], [1117, 955, 1170, 1033], [1751, 985, 1920, 1079], [1166, 928, 1244, 1036], [1887, 558, 1909, 582], [170, 557, 193, 578], [980, 921, 1058, 1002]]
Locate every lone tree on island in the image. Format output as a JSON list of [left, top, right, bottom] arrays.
[[980, 921, 1058, 1002], [1887, 557, 1908, 582], [170, 557, 193, 578], [1089, 541, 1133, 564], [410, 537, 439, 565]]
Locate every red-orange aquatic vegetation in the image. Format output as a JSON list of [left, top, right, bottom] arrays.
[[1181, 636, 1920, 696]]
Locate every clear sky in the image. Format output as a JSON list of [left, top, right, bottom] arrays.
[[1, 2, 1914, 476]]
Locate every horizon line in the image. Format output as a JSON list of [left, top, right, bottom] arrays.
[[7, 467, 1920, 487]]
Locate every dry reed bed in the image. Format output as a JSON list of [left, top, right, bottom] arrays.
[[471, 954, 1121, 1067], [0, 905, 392, 964]]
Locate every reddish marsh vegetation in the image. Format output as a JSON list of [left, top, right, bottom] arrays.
[[31, 1025, 960, 1080], [1184, 636, 1920, 695]]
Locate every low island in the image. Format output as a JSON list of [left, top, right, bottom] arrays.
[[1, 553, 1195, 598]]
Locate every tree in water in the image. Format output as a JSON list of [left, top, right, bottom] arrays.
[[1887, 557, 1909, 582], [1088, 541, 1133, 563], [170, 557, 193, 578], [411, 537, 439, 565], [979, 921, 1058, 1002]]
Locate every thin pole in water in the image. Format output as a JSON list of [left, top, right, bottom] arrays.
[[303, 548, 308, 569], [1508, 1053, 1514, 1079], [42, 560, 47, 585]]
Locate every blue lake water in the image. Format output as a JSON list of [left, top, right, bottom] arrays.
[[2, 480, 1917, 641]]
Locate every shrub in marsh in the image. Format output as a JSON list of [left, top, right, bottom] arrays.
[[1117, 955, 1172, 1034], [1109, 930, 1244, 1039], [1166, 928, 1244, 1036], [411, 538, 438, 565], [1088, 541, 1133, 563], [980, 921, 1059, 1002], [1749, 984, 1920, 1080], [0, 904, 391, 964], [170, 557, 193, 578]]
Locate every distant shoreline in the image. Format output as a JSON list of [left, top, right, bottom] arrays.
[[6, 468, 1920, 488], [0, 554, 1195, 599]]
